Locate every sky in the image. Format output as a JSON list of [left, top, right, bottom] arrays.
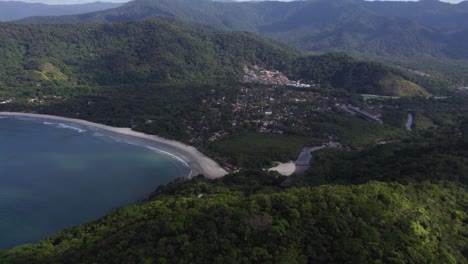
[[0, 0, 129, 3], [0, 0, 463, 5]]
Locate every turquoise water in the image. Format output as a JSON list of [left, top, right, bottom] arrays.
[[0, 116, 189, 249]]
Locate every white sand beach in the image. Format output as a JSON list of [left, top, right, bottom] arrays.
[[0, 112, 227, 179], [268, 161, 296, 176]]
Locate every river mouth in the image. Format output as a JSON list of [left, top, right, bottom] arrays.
[[0, 116, 190, 249]]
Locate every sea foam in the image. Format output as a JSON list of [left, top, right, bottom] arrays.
[[146, 146, 190, 168], [57, 123, 86, 133]]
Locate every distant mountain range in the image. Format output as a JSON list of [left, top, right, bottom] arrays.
[[14, 0, 468, 81], [0, 1, 123, 22]]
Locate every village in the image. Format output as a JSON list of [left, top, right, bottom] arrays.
[[0, 65, 386, 150], [189, 66, 385, 145], [243, 65, 319, 88]]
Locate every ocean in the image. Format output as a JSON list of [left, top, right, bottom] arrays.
[[0, 116, 189, 249]]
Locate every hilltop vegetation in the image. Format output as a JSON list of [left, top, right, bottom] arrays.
[[16, 0, 468, 83], [289, 53, 431, 96], [306, 136, 468, 186], [0, 18, 292, 89], [0, 18, 439, 99], [0, 18, 432, 96], [1, 167, 466, 263]]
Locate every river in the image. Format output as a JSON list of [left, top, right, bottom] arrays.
[[405, 113, 413, 131], [294, 146, 326, 174]]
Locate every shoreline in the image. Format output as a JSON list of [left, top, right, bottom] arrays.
[[0, 112, 227, 179]]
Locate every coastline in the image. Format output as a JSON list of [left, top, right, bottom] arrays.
[[0, 112, 227, 179]]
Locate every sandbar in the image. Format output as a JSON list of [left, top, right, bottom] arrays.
[[268, 161, 296, 176]]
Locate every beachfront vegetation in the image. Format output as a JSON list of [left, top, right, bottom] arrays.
[[304, 136, 468, 186], [207, 111, 404, 168], [207, 133, 318, 168]]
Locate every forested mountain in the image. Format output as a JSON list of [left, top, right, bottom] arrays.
[[0, 1, 122, 22], [0, 18, 428, 96], [17, 0, 468, 63], [0, 18, 292, 88], [289, 53, 431, 96]]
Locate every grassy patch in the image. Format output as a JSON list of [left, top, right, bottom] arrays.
[[413, 113, 437, 131], [304, 112, 404, 146], [381, 74, 431, 97]]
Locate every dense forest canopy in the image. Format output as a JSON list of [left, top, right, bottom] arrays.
[[15, 0, 468, 83], [0, 19, 439, 96], [1, 167, 466, 263], [0, 18, 292, 88]]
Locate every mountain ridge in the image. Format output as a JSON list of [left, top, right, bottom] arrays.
[[14, 0, 468, 83], [0, 1, 123, 22], [0, 18, 430, 97]]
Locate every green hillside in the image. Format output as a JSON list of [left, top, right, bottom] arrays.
[[380, 75, 430, 97], [16, 0, 468, 83], [290, 53, 430, 96], [0, 18, 292, 89], [1, 169, 466, 263], [17, 0, 466, 60], [0, 18, 432, 96]]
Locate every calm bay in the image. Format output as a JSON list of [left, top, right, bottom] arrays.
[[0, 116, 189, 249]]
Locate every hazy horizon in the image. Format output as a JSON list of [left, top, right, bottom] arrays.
[[0, 0, 464, 6]]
